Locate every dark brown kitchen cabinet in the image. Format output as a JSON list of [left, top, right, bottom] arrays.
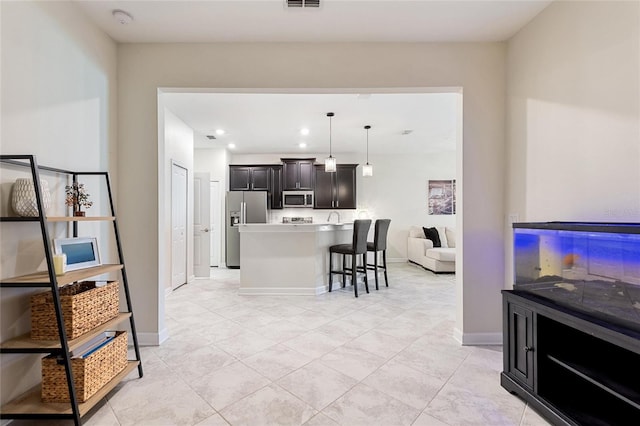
[[229, 165, 269, 191], [313, 164, 357, 209], [269, 165, 283, 209], [229, 165, 283, 209], [282, 158, 315, 190]]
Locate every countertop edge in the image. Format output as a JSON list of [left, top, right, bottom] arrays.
[[238, 223, 353, 232]]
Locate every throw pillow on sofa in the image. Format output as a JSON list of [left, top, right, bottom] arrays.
[[422, 227, 441, 247]]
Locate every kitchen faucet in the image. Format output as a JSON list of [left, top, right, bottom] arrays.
[[327, 211, 341, 224]]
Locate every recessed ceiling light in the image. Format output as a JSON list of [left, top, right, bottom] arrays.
[[112, 9, 133, 25], [216, 129, 225, 136], [227, 143, 236, 149], [300, 128, 310, 136], [299, 142, 307, 148]]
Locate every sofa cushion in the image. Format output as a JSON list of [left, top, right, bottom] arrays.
[[422, 227, 442, 247], [408, 226, 425, 238], [426, 248, 456, 262], [445, 227, 456, 248], [436, 226, 448, 248]]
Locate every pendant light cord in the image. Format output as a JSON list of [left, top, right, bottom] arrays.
[[366, 127, 369, 164], [329, 115, 333, 157], [364, 125, 371, 164]]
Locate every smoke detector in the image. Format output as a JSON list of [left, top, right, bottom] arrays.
[[285, 0, 321, 8], [401, 130, 414, 135], [112, 9, 133, 25]]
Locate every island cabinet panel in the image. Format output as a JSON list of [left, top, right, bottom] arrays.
[[282, 158, 315, 190], [313, 164, 357, 209]]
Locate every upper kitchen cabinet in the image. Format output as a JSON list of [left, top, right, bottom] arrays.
[[269, 165, 283, 209], [313, 164, 357, 209], [229, 165, 283, 209], [229, 165, 269, 191], [282, 158, 315, 190]]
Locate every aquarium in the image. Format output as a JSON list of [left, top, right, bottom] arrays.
[[513, 222, 640, 332]]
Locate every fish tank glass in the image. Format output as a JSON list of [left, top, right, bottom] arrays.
[[513, 222, 640, 332]]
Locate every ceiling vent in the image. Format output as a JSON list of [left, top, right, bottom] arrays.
[[206, 135, 217, 140], [286, 0, 320, 8]]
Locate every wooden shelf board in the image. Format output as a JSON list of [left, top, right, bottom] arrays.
[[0, 361, 140, 417], [0, 313, 132, 353], [46, 216, 115, 222], [0, 264, 123, 287]]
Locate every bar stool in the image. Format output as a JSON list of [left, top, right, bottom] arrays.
[[366, 219, 391, 290], [329, 219, 372, 298]]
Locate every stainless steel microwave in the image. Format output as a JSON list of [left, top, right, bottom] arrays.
[[283, 191, 314, 208]]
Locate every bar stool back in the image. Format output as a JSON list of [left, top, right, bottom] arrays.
[[367, 219, 391, 290], [329, 219, 372, 297]]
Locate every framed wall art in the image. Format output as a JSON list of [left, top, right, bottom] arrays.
[[428, 179, 456, 215]]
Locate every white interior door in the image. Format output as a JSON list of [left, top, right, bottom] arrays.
[[193, 172, 211, 277], [171, 163, 188, 289], [210, 181, 221, 267]]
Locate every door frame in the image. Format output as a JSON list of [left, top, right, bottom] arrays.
[[171, 161, 188, 290]]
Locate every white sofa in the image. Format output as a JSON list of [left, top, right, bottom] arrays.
[[407, 226, 456, 273]]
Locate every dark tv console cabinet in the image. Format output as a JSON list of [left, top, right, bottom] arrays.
[[502, 290, 640, 425]]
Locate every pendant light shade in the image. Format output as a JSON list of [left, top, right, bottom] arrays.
[[363, 125, 373, 177], [325, 112, 337, 172]]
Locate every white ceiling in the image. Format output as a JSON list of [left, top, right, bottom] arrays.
[[73, 0, 552, 43], [74, 0, 550, 155], [163, 91, 460, 154]]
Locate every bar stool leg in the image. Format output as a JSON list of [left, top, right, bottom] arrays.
[[329, 251, 333, 292], [383, 250, 389, 287], [342, 254, 347, 288], [373, 251, 379, 290], [351, 253, 358, 297], [363, 252, 369, 293]]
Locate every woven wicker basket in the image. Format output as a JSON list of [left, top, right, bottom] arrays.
[[31, 281, 119, 340], [41, 330, 128, 402]]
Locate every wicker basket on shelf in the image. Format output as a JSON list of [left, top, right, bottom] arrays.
[[41, 330, 128, 402], [31, 281, 119, 340]]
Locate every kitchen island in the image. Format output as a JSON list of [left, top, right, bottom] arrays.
[[238, 223, 353, 295]]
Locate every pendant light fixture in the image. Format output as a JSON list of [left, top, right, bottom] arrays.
[[363, 125, 373, 177], [325, 112, 337, 172]]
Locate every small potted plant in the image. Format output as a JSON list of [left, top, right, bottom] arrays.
[[65, 182, 93, 217]]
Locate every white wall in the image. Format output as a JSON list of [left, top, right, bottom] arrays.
[[505, 1, 640, 286], [229, 150, 457, 261], [117, 42, 506, 344], [162, 108, 195, 294], [0, 0, 117, 405], [193, 143, 228, 265]]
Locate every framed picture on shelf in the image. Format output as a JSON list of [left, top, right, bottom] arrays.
[[53, 237, 101, 271]]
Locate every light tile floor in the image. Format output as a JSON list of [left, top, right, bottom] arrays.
[[16, 263, 552, 425]]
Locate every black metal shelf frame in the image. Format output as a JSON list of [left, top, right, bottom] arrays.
[[0, 155, 143, 425]]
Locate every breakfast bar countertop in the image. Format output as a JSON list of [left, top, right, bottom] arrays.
[[238, 222, 353, 232]]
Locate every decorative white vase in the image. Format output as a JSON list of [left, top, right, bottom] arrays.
[[11, 178, 51, 217]]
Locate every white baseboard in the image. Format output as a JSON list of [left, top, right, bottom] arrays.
[[135, 328, 169, 346], [453, 328, 502, 346], [238, 286, 326, 296]]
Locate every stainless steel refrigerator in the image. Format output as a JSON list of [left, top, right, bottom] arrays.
[[226, 191, 268, 268]]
